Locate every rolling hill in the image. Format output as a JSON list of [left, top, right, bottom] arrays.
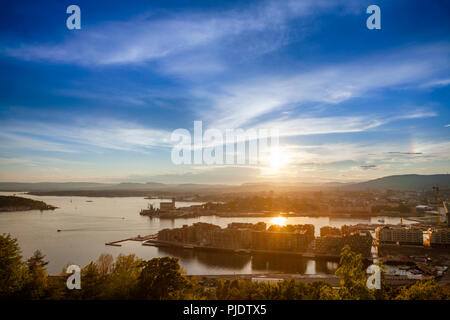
[[340, 174, 450, 191]]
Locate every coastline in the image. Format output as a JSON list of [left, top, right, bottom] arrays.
[[142, 211, 424, 219], [0, 195, 57, 212]]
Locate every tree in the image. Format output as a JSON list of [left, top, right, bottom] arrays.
[[96, 253, 114, 277], [24, 250, 49, 299], [180, 276, 215, 300], [137, 257, 187, 299], [0, 234, 29, 298], [307, 280, 335, 300], [373, 258, 389, 300], [105, 254, 142, 299], [395, 279, 449, 300], [79, 262, 104, 299], [27, 250, 48, 270], [319, 285, 340, 300], [335, 245, 374, 300]]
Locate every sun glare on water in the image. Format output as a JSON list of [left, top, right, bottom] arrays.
[[270, 216, 287, 226]]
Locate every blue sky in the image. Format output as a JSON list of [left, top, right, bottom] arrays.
[[0, 0, 449, 184]]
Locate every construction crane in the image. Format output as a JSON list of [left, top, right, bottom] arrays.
[[432, 185, 448, 225], [443, 201, 449, 227]]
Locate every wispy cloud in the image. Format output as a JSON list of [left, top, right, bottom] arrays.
[[0, 132, 78, 153], [0, 120, 172, 153], [360, 165, 377, 170], [420, 78, 450, 88], [387, 152, 423, 155], [2, 0, 357, 67], [197, 44, 446, 131]]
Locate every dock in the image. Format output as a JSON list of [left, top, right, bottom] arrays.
[[105, 234, 157, 247]]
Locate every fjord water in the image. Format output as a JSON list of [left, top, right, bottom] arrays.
[[0, 192, 409, 274]]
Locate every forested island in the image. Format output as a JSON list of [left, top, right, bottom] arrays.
[[0, 196, 56, 212]]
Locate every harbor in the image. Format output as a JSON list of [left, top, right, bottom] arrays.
[[105, 219, 449, 283]]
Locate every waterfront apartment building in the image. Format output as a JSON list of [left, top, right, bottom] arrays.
[[157, 222, 315, 252], [228, 222, 267, 231], [320, 226, 341, 237], [250, 229, 311, 252], [267, 224, 315, 243], [427, 228, 450, 247], [375, 226, 423, 245], [314, 232, 373, 257], [158, 222, 221, 244]]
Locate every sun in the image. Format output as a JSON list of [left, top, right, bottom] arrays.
[[267, 147, 290, 171], [270, 216, 287, 226]]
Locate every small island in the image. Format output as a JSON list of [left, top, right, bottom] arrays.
[[0, 196, 57, 212]]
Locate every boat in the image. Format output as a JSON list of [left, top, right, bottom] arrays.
[[140, 203, 158, 216], [234, 249, 251, 254]]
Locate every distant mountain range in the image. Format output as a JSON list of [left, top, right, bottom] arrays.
[[0, 174, 448, 193], [339, 174, 450, 191], [0, 181, 227, 193]]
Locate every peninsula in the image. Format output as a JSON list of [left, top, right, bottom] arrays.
[[0, 195, 57, 212]]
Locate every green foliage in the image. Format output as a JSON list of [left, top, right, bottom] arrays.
[[0, 233, 30, 298], [318, 285, 340, 300], [95, 253, 114, 277], [395, 279, 450, 300], [137, 257, 187, 299], [79, 262, 104, 299], [335, 245, 374, 300], [105, 254, 142, 299], [23, 250, 49, 299], [373, 258, 390, 300], [214, 278, 341, 300], [0, 196, 54, 211]]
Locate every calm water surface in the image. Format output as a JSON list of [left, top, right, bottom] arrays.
[[0, 192, 413, 274]]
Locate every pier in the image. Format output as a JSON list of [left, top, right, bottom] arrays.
[[105, 234, 157, 247]]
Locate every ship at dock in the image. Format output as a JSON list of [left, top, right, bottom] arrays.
[[140, 199, 207, 218], [140, 199, 176, 217], [139, 203, 158, 216]]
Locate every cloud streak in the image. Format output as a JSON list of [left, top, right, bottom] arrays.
[[197, 44, 446, 131], [2, 0, 357, 66], [0, 120, 172, 153]]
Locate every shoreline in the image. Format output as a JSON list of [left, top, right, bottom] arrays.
[[0, 195, 58, 212], [142, 212, 423, 219], [13, 192, 426, 219], [0, 207, 57, 213]]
